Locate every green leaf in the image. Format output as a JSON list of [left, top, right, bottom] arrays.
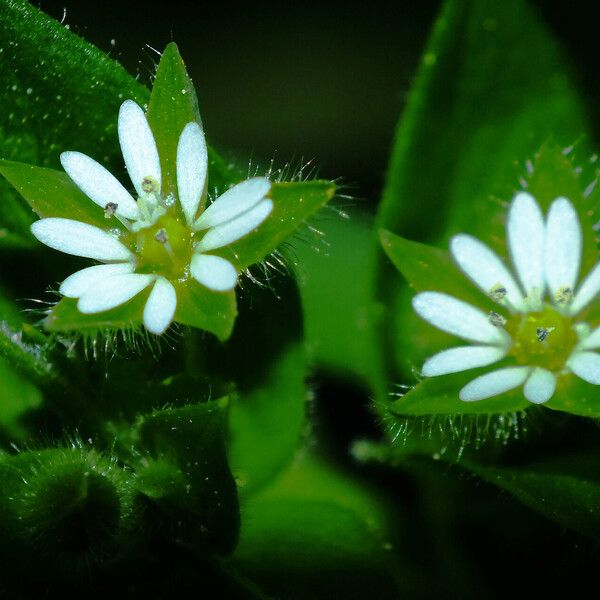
[[467, 457, 600, 539], [233, 456, 403, 599], [0, 0, 147, 169], [296, 208, 383, 390], [0, 159, 113, 229], [225, 180, 336, 271], [135, 398, 240, 555], [0, 356, 42, 440], [377, 0, 589, 241]]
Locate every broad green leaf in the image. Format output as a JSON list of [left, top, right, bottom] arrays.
[[134, 398, 240, 555], [0, 0, 147, 169], [226, 180, 336, 271], [377, 0, 589, 242], [233, 456, 403, 599], [0, 159, 114, 229]]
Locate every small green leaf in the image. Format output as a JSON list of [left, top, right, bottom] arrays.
[[0, 159, 115, 230], [135, 398, 240, 555], [226, 180, 336, 271]]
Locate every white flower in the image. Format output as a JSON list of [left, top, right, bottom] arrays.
[[31, 100, 273, 335], [413, 192, 600, 404]]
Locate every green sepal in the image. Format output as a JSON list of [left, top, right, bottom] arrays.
[[526, 141, 599, 277], [226, 180, 336, 271], [134, 398, 240, 556], [146, 43, 202, 201], [0, 159, 117, 230], [391, 365, 528, 417], [174, 280, 237, 342]]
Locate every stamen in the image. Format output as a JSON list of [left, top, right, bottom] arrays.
[[141, 176, 159, 194], [154, 228, 175, 259], [489, 283, 507, 303], [555, 286, 574, 306], [104, 202, 118, 219], [488, 311, 507, 327], [536, 327, 555, 343]]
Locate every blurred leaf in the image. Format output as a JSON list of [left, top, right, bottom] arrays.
[[233, 456, 403, 600], [467, 456, 600, 539], [135, 398, 240, 555], [377, 0, 589, 241], [296, 209, 384, 390], [210, 278, 307, 498], [0, 356, 42, 440]]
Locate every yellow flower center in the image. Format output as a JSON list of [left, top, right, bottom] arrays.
[[505, 304, 579, 371], [124, 210, 194, 281]]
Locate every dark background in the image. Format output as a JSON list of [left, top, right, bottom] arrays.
[[36, 1, 600, 209]]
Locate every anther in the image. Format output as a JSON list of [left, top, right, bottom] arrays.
[[104, 202, 118, 219], [536, 327, 555, 343], [488, 311, 507, 327], [489, 283, 507, 303], [154, 228, 168, 244], [555, 286, 573, 305], [141, 176, 159, 194]]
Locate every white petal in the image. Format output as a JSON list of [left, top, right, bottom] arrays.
[[568, 351, 600, 385], [194, 177, 271, 230], [60, 151, 139, 220], [59, 263, 135, 298], [459, 367, 530, 402], [523, 367, 556, 404], [118, 100, 161, 197], [412, 292, 509, 345], [571, 262, 600, 315], [582, 325, 600, 350], [31, 218, 134, 261], [190, 254, 238, 291], [544, 197, 581, 297], [177, 122, 208, 225], [507, 192, 545, 302], [450, 234, 525, 310], [143, 277, 177, 334], [197, 198, 273, 252], [422, 345, 507, 377], [78, 273, 154, 314]]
